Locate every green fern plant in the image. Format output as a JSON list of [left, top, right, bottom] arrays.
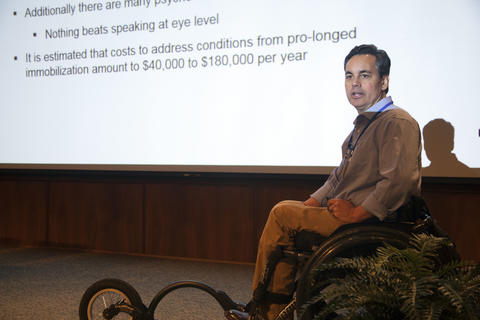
[[299, 234, 480, 320]]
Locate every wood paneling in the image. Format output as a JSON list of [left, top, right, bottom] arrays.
[[145, 182, 255, 262], [144, 177, 322, 262], [0, 180, 48, 245], [48, 181, 144, 253], [0, 171, 478, 262], [423, 183, 480, 261]]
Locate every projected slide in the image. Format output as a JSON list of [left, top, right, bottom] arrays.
[[0, 0, 479, 177]]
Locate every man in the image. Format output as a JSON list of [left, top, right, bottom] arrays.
[[227, 44, 422, 320]]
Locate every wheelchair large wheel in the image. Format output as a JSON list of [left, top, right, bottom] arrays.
[[295, 224, 412, 320], [79, 278, 146, 320]]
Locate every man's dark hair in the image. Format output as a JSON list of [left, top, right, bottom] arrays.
[[344, 44, 391, 78]]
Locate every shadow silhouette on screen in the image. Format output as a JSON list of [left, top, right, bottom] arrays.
[[422, 118, 477, 177]]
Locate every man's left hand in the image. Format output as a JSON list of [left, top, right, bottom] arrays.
[[327, 199, 373, 223]]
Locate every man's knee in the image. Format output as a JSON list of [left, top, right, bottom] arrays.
[[269, 200, 302, 220], [271, 200, 294, 211]]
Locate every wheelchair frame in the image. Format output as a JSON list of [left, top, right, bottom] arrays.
[[79, 212, 458, 320]]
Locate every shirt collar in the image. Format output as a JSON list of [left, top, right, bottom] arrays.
[[356, 96, 397, 122]]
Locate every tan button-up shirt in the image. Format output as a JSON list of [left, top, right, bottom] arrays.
[[312, 97, 422, 220]]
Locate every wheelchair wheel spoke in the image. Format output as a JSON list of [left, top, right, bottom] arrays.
[[88, 289, 133, 319]]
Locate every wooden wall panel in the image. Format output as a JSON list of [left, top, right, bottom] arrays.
[[0, 171, 478, 262], [0, 180, 48, 245], [48, 181, 144, 253], [423, 188, 480, 261], [145, 182, 255, 262]]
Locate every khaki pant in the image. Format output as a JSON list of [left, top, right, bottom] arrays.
[[251, 200, 347, 319]]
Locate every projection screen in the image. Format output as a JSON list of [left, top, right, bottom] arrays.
[[1, 0, 479, 177]]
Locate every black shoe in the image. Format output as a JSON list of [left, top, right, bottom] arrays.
[[234, 301, 247, 312], [224, 309, 249, 320]]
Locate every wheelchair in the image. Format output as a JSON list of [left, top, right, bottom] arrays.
[[79, 197, 459, 320]]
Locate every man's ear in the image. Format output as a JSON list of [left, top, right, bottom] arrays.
[[381, 75, 389, 92]]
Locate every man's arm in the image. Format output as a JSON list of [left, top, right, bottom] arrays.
[[361, 117, 421, 219], [304, 197, 320, 207]]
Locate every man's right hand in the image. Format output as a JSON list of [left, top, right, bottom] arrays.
[[304, 197, 320, 207]]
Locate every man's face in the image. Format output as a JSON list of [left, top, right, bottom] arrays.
[[345, 54, 389, 113]]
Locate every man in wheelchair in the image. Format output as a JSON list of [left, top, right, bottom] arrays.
[[226, 44, 423, 320]]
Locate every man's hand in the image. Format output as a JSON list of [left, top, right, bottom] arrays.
[[304, 197, 320, 207], [327, 199, 373, 223]]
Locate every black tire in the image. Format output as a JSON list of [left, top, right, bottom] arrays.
[[79, 278, 145, 320], [295, 225, 412, 320]]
